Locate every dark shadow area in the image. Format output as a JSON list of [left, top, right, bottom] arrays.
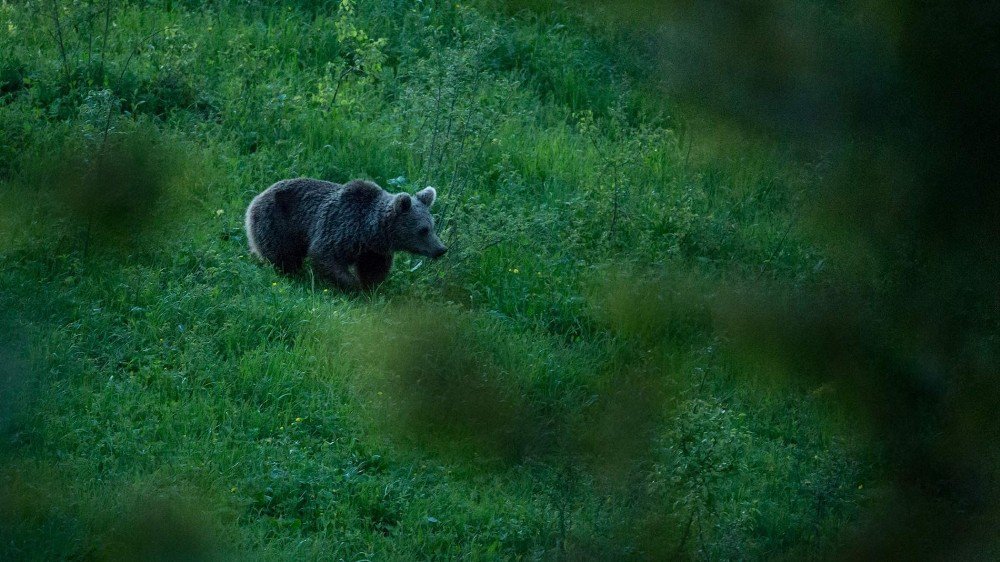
[[571, 0, 1000, 558]]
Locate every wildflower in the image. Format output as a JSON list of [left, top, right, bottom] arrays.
[[215, 209, 224, 216], [295, 417, 303, 423], [272, 282, 278, 287]]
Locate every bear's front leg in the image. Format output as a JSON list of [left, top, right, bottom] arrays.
[[356, 251, 393, 289], [311, 254, 360, 292]]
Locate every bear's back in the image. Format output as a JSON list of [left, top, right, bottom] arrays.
[[309, 179, 389, 252], [273, 178, 339, 214]]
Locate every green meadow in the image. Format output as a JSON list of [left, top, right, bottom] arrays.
[[0, 0, 922, 559]]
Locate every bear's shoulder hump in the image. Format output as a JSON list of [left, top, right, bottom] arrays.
[[339, 180, 385, 208]]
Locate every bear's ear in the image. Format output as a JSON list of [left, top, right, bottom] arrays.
[[393, 193, 412, 214], [416, 186, 437, 207]]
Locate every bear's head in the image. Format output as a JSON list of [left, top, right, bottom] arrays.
[[389, 187, 447, 259]]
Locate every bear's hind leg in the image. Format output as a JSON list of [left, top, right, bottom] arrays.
[[357, 252, 393, 288], [248, 207, 307, 274], [273, 243, 307, 274], [311, 253, 360, 291], [260, 234, 307, 274]]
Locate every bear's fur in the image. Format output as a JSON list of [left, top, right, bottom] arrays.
[[245, 178, 446, 291]]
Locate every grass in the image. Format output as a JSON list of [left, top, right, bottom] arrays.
[[1, 0, 872, 559]]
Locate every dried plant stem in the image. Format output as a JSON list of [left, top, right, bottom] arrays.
[[47, 0, 72, 85], [99, 0, 112, 83], [101, 28, 164, 150]]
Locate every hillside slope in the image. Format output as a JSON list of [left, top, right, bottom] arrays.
[[0, 1, 869, 559]]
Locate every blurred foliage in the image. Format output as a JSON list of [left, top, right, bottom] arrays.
[[347, 304, 547, 461], [578, 0, 1000, 557], [0, 462, 229, 560]]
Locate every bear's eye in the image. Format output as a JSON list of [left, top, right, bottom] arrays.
[[419, 227, 430, 236]]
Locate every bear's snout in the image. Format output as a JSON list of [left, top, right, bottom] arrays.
[[432, 246, 448, 259]]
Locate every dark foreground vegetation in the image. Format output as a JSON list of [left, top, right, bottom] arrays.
[[1, 0, 996, 559]]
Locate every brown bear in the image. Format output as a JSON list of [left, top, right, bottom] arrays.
[[245, 178, 446, 291]]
